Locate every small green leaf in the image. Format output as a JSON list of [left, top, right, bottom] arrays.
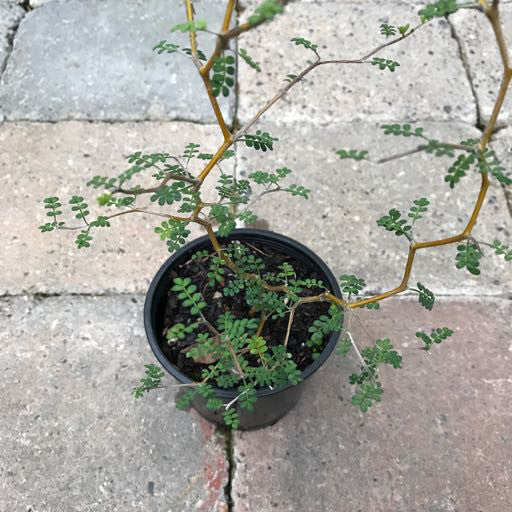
[[243, 130, 278, 152], [284, 73, 298, 83], [132, 363, 164, 398], [336, 149, 368, 161], [376, 208, 412, 239], [371, 58, 400, 72], [455, 242, 482, 275], [416, 327, 453, 350], [290, 37, 318, 52], [381, 124, 423, 137], [419, 0, 459, 22], [352, 383, 383, 412], [414, 282, 435, 311], [239, 48, 261, 71], [379, 23, 396, 38], [398, 24, 410, 36], [75, 231, 92, 249], [171, 19, 207, 33], [492, 240, 512, 262], [339, 274, 366, 296], [248, 0, 284, 26], [223, 408, 240, 429], [337, 336, 352, 357], [408, 197, 430, 223]]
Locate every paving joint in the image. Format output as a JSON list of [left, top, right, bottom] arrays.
[[448, 17, 512, 220], [1, 291, 510, 300], [216, 425, 235, 512], [1, 291, 510, 301], [0, 116, 220, 125]]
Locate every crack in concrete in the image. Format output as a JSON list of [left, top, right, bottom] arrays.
[[447, 17, 483, 130], [0, 6, 27, 82], [447, 17, 512, 221], [217, 425, 235, 512]]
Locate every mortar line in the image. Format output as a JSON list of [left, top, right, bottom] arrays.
[[0, 117, 225, 126], [1, 292, 510, 302], [216, 425, 235, 512]]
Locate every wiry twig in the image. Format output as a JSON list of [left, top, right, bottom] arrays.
[[57, 208, 190, 231], [346, 331, 369, 371]]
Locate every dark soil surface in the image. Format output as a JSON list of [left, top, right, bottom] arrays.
[[159, 241, 331, 383]]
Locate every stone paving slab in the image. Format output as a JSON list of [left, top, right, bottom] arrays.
[[232, 297, 512, 512], [0, 0, 234, 123], [451, 5, 512, 127], [0, 295, 228, 512], [237, 0, 476, 125], [1, 121, 231, 295], [237, 120, 512, 296]]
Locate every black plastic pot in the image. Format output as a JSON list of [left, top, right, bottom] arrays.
[[144, 229, 342, 430]]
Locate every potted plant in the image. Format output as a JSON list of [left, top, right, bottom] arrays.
[[39, 0, 512, 430]]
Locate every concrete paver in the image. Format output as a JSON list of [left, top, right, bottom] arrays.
[[451, 6, 512, 127], [1, 121, 230, 295], [236, 121, 512, 296], [0, 0, 234, 123], [237, 0, 476, 125], [232, 298, 512, 512], [0, 295, 228, 512], [1, 1, 512, 510]]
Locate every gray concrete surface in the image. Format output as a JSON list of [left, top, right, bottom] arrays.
[[0, 295, 228, 512], [237, 1, 476, 125], [0, 1, 24, 75], [1, 0, 511, 510], [232, 298, 512, 512], [451, 5, 512, 127], [237, 121, 512, 296], [0, 0, 234, 122], [1, 121, 229, 295]]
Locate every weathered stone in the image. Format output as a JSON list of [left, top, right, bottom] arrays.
[[450, 6, 512, 127], [232, 298, 512, 512], [0, 1, 24, 73], [237, 1, 476, 125], [0, 0, 234, 123], [236, 121, 512, 295], [0, 121, 232, 294], [0, 295, 228, 512]]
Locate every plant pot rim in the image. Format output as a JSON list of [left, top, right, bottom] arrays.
[[144, 228, 342, 399]]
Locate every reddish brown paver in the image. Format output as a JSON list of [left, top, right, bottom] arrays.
[[232, 298, 512, 512]]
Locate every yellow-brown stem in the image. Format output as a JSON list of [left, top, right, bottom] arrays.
[[255, 312, 267, 337], [197, 139, 233, 184], [189, 3, 509, 321], [480, 71, 511, 148], [222, 0, 236, 32], [201, 74, 232, 141], [185, 0, 198, 56]]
